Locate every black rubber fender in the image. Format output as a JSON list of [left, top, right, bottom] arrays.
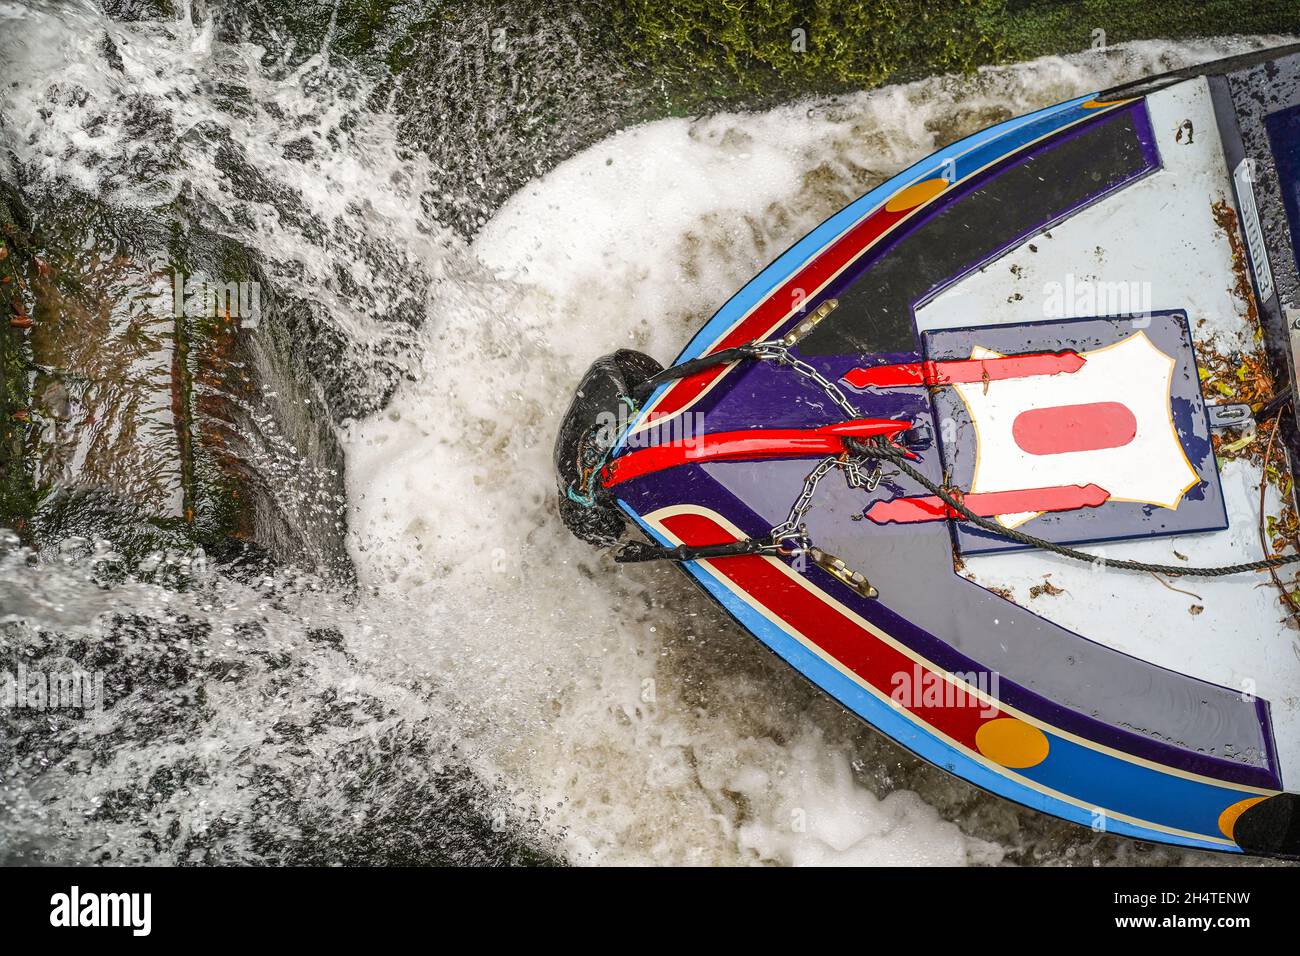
[[1233, 792, 1300, 860], [553, 349, 662, 547]]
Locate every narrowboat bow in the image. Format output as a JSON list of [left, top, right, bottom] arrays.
[[556, 45, 1300, 858]]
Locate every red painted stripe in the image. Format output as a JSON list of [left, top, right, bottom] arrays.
[[640, 203, 915, 427], [1012, 401, 1137, 455], [659, 511, 994, 747], [842, 362, 931, 388], [843, 351, 1085, 389], [863, 483, 1110, 524], [603, 419, 910, 487]]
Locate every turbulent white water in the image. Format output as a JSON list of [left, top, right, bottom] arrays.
[[1, 0, 1287, 865]]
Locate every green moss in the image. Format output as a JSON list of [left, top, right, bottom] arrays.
[[118, 0, 1300, 111], [998, 0, 1300, 60], [612, 0, 1007, 111], [609, 0, 1299, 114], [334, 0, 416, 60]]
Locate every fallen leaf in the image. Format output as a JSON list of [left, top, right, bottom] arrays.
[[1221, 430, 1256, 454], [1029, 580, 1066, 599]]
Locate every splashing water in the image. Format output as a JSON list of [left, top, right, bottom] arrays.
[[0, 0, 1285, 865]]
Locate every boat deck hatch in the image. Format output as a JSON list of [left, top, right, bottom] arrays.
[[921, 313, 1228, 556]]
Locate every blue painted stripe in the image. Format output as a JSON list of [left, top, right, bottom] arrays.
[[1029, 730, 1252, 839], [617, 500, 1244, 853]]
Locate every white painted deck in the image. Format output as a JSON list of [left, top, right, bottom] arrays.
[[916, 77, 1300, 785]]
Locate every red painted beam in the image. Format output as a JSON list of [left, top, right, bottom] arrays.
[[843, 351, 1085, 389], [863, 483, 1110, 524], [602, 419, 910, 487]]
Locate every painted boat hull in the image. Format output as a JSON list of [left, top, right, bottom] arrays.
[[560, 44, 1300, 858]]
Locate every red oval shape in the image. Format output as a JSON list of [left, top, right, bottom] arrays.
[[1011, 401, 1137, 455]]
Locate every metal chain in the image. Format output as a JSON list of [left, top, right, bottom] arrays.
[[842, 455, 882, 491], [769, 455, 836, 549], [751, 342, 861, 419], [757, 343, 876, 552], [770, 453, 882, 549]]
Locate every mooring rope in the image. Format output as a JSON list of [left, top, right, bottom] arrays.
[[844, 436, 1300, 578]]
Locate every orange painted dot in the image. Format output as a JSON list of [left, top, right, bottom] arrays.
[[1081, 97, 1129, 109], [884, 177, 948, 213], [975, 717, 1050, 769], [1217, 796, 1267, 840]]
